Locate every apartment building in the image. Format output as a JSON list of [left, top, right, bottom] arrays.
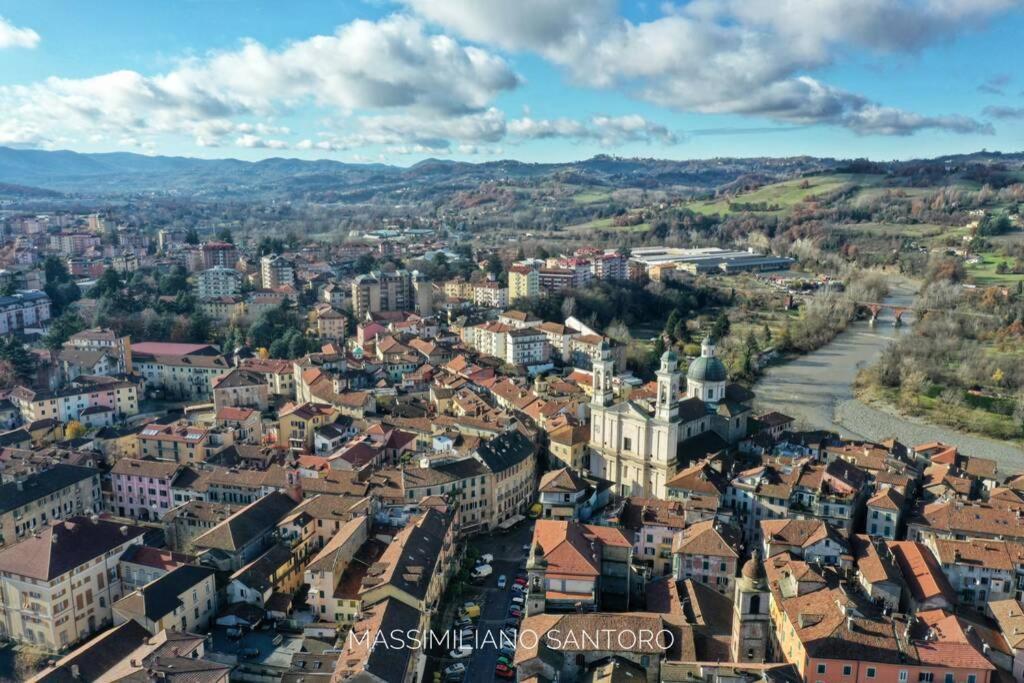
[[260, 254, 294, 289], [304, 516, 370, 625], [0, 465, 101, 547], [671, 520, 743, 595], [0, 290, 51, 334], [131, 342, 230, 401], [0, 517, 147, 651], [64, 327, 132, 373], [351, 270, 432, 318], [201, 240, 238, 269], [196, 266, 241, 299], [211, 368, 269, 412], [473, 280, 508, 308], [508, 264, 539, 302], [240, 357, 295, 397], [137, 420, 234, 464], [110, 458, 184, 521], [8, 375, 139, 425], [506, 326, 549, 366], [113, 564, 216, 634]]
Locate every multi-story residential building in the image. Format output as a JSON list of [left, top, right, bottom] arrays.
[[196, 265, 241, 299], [462, 320, 510, 359], [112, 564, 216, 634], [671, 520, 743, 594], [192, 491, 299, 572], [537, 467, 611, 522], [866, 486, 903, 539], [110, 458, 183, 521], [201, 240, 238, 269], [351, 270, 432, 318], [908, 499, 1024, 544], [926, 537, 1019, 610], [131, 342, 230, 401], [162, 500, 234, 554], [137, 420, 234, 464], [240, 357, 296, 397], [304, 516, 370, 625], [525, 520, 633, 614], [260, 254, 294, 289], [211, 368, 269, 412], [760, 518, 848, 567], [8, 375, 139, 425], [547, 422, 590, 470], [506, 326, 549, 367], [473, 280, 508, 308], [508, 264, 539, 302], [0, 290, 50, 334], [535, 321, 574, 362], [594, 251, 628, 280], [616, 497, 692, 576], [279, 402, 339, 453], [989, 600, 1024, 681], [763, 552, 994, 683], [0, 465, 101, 547], [332, 598, 422, 683], [118, 545, 194, 590], [0, 516, 147, 650], [538, 267, 576, 294], [64, 327, 132, 373], [887, 540, 957, 613]]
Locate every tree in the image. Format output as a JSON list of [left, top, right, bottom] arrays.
[[184, 227, 200, 245], [664, 310, 681, 341], [354, 253, 376, 275], [43, 311, 87, 350], [992, 368, 1006, 386], [710, 311, 731, 340], [0, 337, 36, 381], [64, 420, 88, 439], [217, 227, 235, 244]]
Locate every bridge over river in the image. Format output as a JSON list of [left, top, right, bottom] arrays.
[[754, 277, 1024, 474]]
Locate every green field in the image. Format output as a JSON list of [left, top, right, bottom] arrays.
[[966, 251, 1024, 285], [565, 216, 651, 233], [686, 173, 881, 216], [572, 190, 613, 204], [832, 222, 947, 238]]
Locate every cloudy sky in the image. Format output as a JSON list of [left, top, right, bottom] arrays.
[[1, 1, 1023, 163]]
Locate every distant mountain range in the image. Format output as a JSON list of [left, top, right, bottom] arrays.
[[0, 146, 1021, 201]]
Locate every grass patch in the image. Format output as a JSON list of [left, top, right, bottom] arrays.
[[966, 251, 1024, 286], [686, 173, 881, 216], [573, 191, 613, 204]]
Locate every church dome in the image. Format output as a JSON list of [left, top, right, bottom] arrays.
[[687, 355, 727, 382]]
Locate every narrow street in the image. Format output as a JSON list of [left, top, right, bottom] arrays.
[[459, 520, 534, 682]]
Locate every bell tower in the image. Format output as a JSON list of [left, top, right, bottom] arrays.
[[655, 350, 680, 421], [591, 340, 614, 408], [731, 550, 771, 663]]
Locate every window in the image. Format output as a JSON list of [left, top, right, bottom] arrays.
[[967, 676, 977, 683], [899, 672, 908, 682], [843, 665, 852, 676], [917, 674, 932, 683], [748, 595, 760, 614], [866, 668, 876, 679], [817, 664, 826, 675], [944, 675, 954, 683], [623, 437, 632, 451]]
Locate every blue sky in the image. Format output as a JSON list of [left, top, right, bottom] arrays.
[[1, 1, 1023, 164]]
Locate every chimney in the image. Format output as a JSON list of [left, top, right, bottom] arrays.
[[120, 525, 128, 536]]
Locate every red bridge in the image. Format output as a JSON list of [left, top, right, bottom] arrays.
[[858, 302, 909, 326]]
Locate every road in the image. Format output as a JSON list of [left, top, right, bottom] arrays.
[[461, 520, 534, 682]]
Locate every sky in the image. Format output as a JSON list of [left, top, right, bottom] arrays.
[[1, 1, 1024, 165]]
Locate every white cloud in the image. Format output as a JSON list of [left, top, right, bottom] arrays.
[[0, 16, 39, 49], [0, 15, 519, 148], [234, 134, 289, 149], [508, 114, 678, 144], [407, 0, 1010, 135]]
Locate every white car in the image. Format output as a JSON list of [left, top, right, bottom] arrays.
[[511, 595, 524, 606], [479, 553, 494, 564], [449, 645, 473, 659], [443, 663, 466, 677], [497, 574, 507, 589]]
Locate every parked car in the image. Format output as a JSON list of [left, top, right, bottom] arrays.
[[496, 663, 516, 679], [478, 553, 494, 564], [470, 564, 492, 581], [455, 616, 472, 629], [443, 663, 466, 678], [508, 608, 522, 619], [497, 655, 513, 667], [499, 645, 515, 659], [497, 574, 507, 589], [511, 596, 525, 608], [504, 617, 520, 628], [239, 648, 260, 659], [449, 645, 473, 659], [514, 576, 527, 586], [459, 604, 481, 619]]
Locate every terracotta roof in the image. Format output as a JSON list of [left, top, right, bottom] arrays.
[[0, 517, 147, 580], [888, 541, 956, 605], [538, 467, 589, 494], [673, 520, 741, 558]]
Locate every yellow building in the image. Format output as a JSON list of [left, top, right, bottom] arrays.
[[508, 265, 540, 302], [278, 402, 338, 452]]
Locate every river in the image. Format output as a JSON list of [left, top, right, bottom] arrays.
[[752, 277, 1024, 474]]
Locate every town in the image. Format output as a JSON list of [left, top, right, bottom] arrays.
[[0, 210, 1015, 683]]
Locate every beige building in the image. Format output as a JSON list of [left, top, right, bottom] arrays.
[[0, 465, 102, 548], [131, 342, 231, 401], [113, 564, 216, 634], [138, 420, 234, 464], [212, 368, 269, 413], [304, 516, 369, 625], [0, 517, 147, 651], [260, 254, 294, 289], [508, 264, 539, 302], [351, 270, 432, 319]]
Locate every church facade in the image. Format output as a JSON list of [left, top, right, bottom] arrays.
[[587, 337, 751, 498]]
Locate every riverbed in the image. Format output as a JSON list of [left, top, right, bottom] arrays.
[[753, 277, 1024, 475]]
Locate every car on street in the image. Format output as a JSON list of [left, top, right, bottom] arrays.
[[504, 617, 519, 628], [514, 576, 527, 586], [499, 645, 515, 659], [454, 616, 472, 629], [497, 655, 513, 667], [497, 574, 507, 589], [496, 663, 516, 679], [443, 663, 465, 677], [508, 607, 522, 619], [478, 553, 494, 564], [449, 645, 473, 659], [511, 595, 524, 606]]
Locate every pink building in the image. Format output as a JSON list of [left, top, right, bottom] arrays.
[[110, 458, 183, 521]]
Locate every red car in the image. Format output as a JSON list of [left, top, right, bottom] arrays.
[[513, 577, 527, 586], [495, 663, 515, 679]]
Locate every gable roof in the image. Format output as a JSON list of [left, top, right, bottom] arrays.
[[0, 516, 146, 580], [192, 491, 297, 553]]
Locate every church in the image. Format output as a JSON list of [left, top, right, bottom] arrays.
[[587, 336, 752, 498]]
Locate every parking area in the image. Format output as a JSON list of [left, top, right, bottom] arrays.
[[463, 520, 534, 681], [437, 519, 535, 682]]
